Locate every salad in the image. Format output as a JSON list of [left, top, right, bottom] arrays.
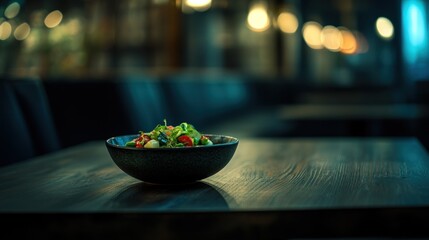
[[125, 120, 213, 148]]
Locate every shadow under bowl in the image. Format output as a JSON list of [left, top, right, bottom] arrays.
[[106, 134, 239, 184]]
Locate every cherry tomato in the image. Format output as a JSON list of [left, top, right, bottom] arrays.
[[178, 135, 194, 147], [135, 141, 144, 148]]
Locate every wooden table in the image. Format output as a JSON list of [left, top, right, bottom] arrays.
[[1, 138, 429, 238]]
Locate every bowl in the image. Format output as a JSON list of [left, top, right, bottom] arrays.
[[105, 134, 239, 184]]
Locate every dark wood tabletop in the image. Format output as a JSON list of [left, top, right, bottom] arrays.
[[1, 137, 429, 239]]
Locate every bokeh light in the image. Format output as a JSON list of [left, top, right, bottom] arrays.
[[302, 21, 323, 49], [376, 17, 394, 39], [185, 0, 212, 11], [321, 25, 342, 52], [339, 28, 358, 54], [0, 21, 12, 40], [4, 2, 20, 19], [402, 0, 427, 65], [277, 12, 298, 34], [14, 22, 31, 40], [44, 10, 63, 28], [247, 4, 271, 32]]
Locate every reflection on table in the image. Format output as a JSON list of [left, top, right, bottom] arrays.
[[1, 137, 429, 238]]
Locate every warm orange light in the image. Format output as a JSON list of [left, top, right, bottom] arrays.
[[277, 12, 298, 34], [339, 28, 357, 54], [247, 4, 271, 32], [44, 10, 63, 28], [302, 21, 323, 49], [321, 25, 342, 52], [0, 21, 12, 40], [14, 22, 31, 40], [185, 0, 211, 11]]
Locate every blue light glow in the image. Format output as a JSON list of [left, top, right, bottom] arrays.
[[402, 0, 428, 65]]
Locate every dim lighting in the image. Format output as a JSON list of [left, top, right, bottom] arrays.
[[23, 28, 39, 50], [277, 12, 298, 34], [0, 21, 12, 40], [49, 26, 65, 43], [153, 0, 169, 4], [44, 10, 63, 28], [66, 19, 81, 35], [247, 3, 271, 32], [4, 2, 20, 19], [185, 0, 212, 11], [354, 31, 369, 53], [376, 17, 394, 39], [14, 22, 31, 40], [321, 25, 342, 52], [302, 21, 323, 49]]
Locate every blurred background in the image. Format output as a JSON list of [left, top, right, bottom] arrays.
[[1, 0, 429, 166], [2, 0, 429, 82]]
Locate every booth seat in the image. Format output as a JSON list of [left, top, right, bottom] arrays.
[[160, 71, 252, 130], [43, 78, 135, 148], [116, 75, 173, 132], [41, 72, 253, 148], [0, 79, 60, 166], [2, 74, 429, 167]]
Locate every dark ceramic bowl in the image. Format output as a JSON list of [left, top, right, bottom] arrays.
[[106, 134, 239, 184]]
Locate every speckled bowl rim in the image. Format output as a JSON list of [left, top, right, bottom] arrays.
[[106, 134, 239, 151]]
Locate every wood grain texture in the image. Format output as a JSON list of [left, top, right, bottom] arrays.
[[206, 138, 429, 210], [2, 138, 429, 238], [0, 138, 429, 213]]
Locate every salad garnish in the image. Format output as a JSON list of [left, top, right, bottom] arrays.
[[125, 119, 213, 148]]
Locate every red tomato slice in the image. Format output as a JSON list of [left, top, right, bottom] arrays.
[[178, 135, 194, 146], [135, 141, 144, 148]]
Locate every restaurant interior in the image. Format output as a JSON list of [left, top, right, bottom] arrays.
[[2, 0, 429, 167], [3, 0, 429, 238]]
